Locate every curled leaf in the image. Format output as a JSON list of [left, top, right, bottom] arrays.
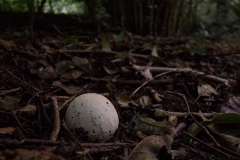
[[128, 135, 173, 160]]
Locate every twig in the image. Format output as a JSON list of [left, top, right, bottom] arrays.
[[168, 91, 240, 158], [84, 77, 172, 85], [1, 68, 40, 92], [59, 50, 148, 58], [130, 71, 172, 97], [59, 84, 88, 111], [132, 64, 237, 86], [153, 109, 217, 118], [61, 121, 93, 160], [40, 99, 52, 126], [168, 91, 220, 146], [8, 105, 34, 136], [184, 131, 239, 160], [171, 122, 186, 139], [0, 87, 22, 96], [50, 97, 60, 141]]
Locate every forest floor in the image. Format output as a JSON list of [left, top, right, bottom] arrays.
[[0, 13, 240, 160]]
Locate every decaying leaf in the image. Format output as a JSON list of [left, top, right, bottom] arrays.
[[168, 115, 178, 126], [146, 86, 162, 102], [72, 56, 89, 66], [61, 69, 83, 79], [90, 80, 108, 93], [0, 149, 64, 160], [52, 81, 82, 94], [140, 67, 153, 80], [171, 148, 192, 159], [29, 59, 57, 80], [55, 61, 75, 74], [197, 84, 218, 97], [134, 114, 175, 135], [14, 104, 37, 115], [37, 66, 58, 80], [220, 94, 240, 114], [102, 65, 118, 75], [128, 135, 173, 160], [136, 95, 152, 107], [0, 39, 15, 50], [0, 127, 15, 135], [219, 134, 240, 153], [151, 45, 159, 57], [0, 95, 22, 110], [116, 92, 132, 107]]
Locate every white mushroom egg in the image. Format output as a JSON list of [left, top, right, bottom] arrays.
[[65, 93, 119, 142]]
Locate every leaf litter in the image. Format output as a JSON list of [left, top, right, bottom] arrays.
[[0, 27, 240, 160]]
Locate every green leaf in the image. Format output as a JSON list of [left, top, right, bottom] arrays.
[[113, 31, 125, 42], [101, 38, 111, 51], [185, 113, 240, 144]]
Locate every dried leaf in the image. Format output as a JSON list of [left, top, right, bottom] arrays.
[[220, 95, 240, 114], [61, 69, 83, 80], [0, 127, 15, 135], [14, 104, 37, 115], [0, 95, 22, 110], [55, 61, 75, 74], [0, 149, 64, 160], [136, 95, 152, 107], [151, 45, 159, 57], [219, 134, 240, 153], [102, 65, 118, 75], [168, 115, 177, 126], [52, 81, 82, 94], [37, 66, 58, 80], [134, 114, 175, 135], [197, 84, 218, 97], [89, 80, 108, 93], [140, 67, 153, 80], [72, 57, 89, 66], [116, 92, 132, 107], [128, 135, 173, 160]]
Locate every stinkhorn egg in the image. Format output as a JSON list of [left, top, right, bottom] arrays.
[[65, 93, 119, 142]]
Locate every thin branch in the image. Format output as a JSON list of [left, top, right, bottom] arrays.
[[50, 97, 60, 141], [59, 84, 88, 111], [132, 64, 237, 86], [130, 71, 172, 97], [184, 131, 239, 160], [61, 121, 93, 160], [1, 68, 40, 91], [153, 109, 217, 118]]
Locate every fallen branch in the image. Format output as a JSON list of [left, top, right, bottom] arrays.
[[132, 64, 237, 87], [50, 97, 60, 141], [153, 109, 217, 118]]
